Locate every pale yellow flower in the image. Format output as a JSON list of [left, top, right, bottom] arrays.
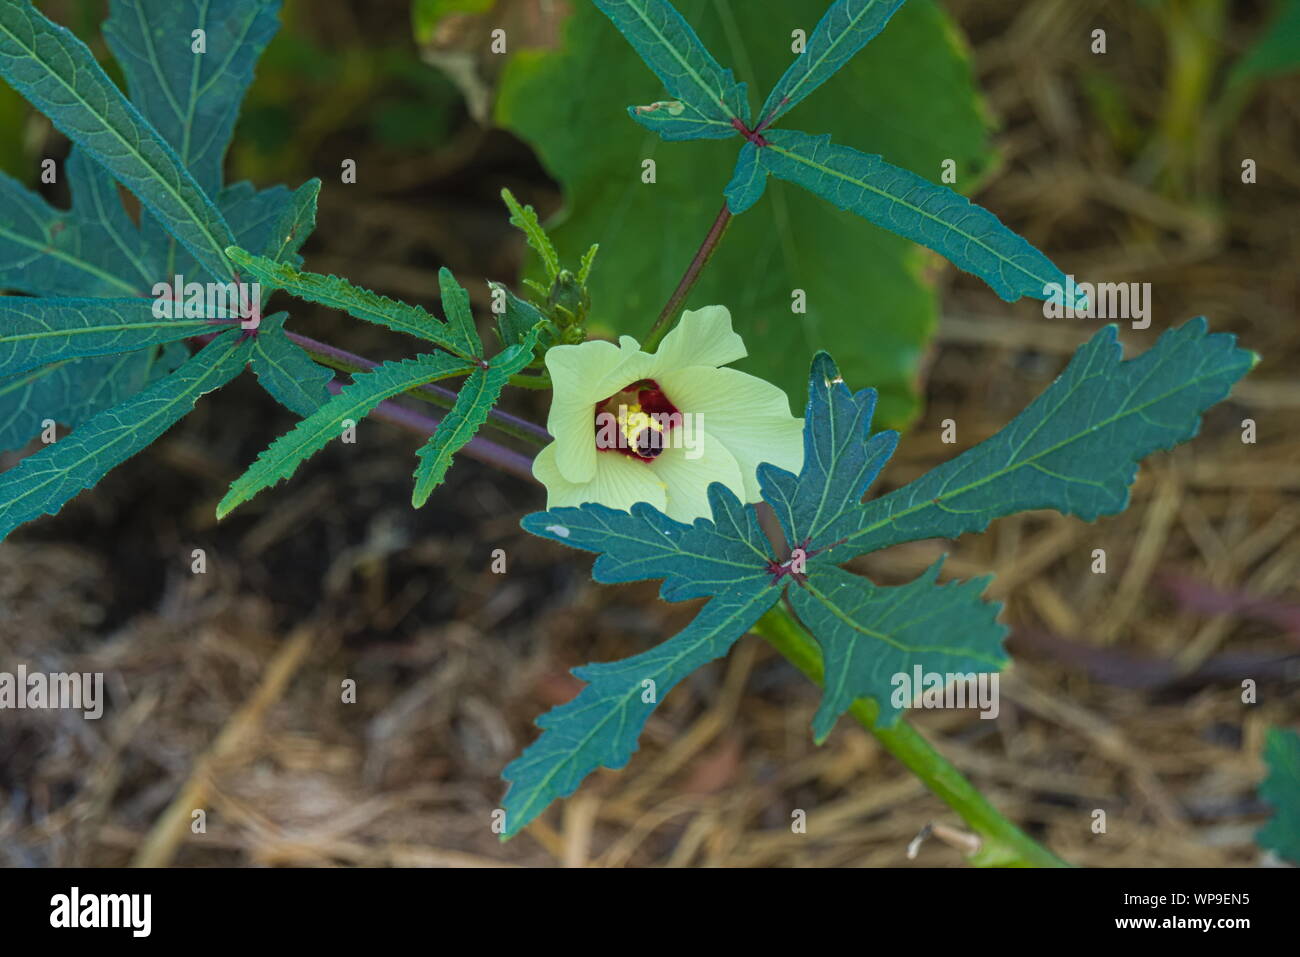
[[533, 306, 803, 522]]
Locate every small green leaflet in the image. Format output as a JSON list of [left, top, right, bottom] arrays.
[[820, 317, 1257, 564], [435, 266, 488, 360], [217, 351, 474, 519], [790, 561, 1004, 740], [757, 0, 908, 128], [0, 298, 212, 379], [500, 582, 777, 839], [489, 282, 552, 352], [594, 0, 750, 136], [250, 312, 334, 417], [723, 141, 767, 214], [411, 332, 539, 507], [512, 319, 1254, 835], [0, 1, 237, 281], [0, 331, 250, 539], [1258, 727, 1300, 865], [227, 248, 478, 360], [759, 129, 1085, 308], [626, 97, 728, 142], [501, 188, 560, 284]]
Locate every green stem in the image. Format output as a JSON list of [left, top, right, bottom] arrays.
[[753, 603, 1071, 868], [508, 371, 552, 390]]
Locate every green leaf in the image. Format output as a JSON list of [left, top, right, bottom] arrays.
[[626, 97, 732, 141], [249, 312, 333, 417], [102, 0, 282, 197], [226, 247, 481, 360], [0, 296, 212, 379], [521, 481, 775, 601], [577, 243, 599, 285], [259, 178, 319, 269], [1258, 727, 1300, 865], [410, 332, 538, 507], [217, 351, 473, 518], [758, 352, 898, 556], [496, 0, 997, 427], [0, 150, 159, 298], [500, 581, 777, 837], [757, 0, 907, 128], [435, 266, 486, 361], [0, 330, 249, 540], [1228, 0, 1300, 89], [501, 188, 560, 283], [0, 0, 237, 280], [513, 316, 1253, 828], [759, 129, 1083, 308], [789, 560, 1005, 739], [823, 318, 1256, 564], [723, 140, 767, 213], [0, 351, 156, 451], [594, 0, 749, 133], [489, 281, 552, 351]]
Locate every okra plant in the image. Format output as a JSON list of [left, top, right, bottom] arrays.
[[0, 0, 1256, 865]]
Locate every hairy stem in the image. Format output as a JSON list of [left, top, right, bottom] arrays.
[[642, 202, 733, 352], [752, 603, 1071, 868]]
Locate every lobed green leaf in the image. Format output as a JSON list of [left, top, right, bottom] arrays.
[[594, 0, 750, 131], [759, 129, 1084, 308], [0, 0, 237, 280], [226, 247, 481, 360], [216, 351, 474, 518], [822, 318, 1256, 565], [1258, 727, 1300, 865], [500, 581, 778, 837], [0, 331, 250, 540], [789, 560, 1005, 739], [0, 297, 212, 379], [410, 331, 539, 507], [758, 0, 908, 128]]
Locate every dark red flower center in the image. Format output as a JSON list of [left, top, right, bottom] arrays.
[[593, 379, 682, 461]]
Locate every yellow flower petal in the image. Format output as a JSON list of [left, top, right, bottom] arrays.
[[656, 366, 804, 500], [544, 338, 624, 483], [535, 304, 801, 522], [649, 305, 746, 376], [533, 441, 668, 513], [649, 430, 745, 523]]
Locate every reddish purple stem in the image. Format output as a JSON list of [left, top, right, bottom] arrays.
[[325, 380, 538, 484]]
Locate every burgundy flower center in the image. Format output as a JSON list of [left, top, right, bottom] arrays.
[[593, 379, 682, 461]]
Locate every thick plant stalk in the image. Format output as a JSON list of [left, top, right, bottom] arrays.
[[753, 603, 1070, 868]]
